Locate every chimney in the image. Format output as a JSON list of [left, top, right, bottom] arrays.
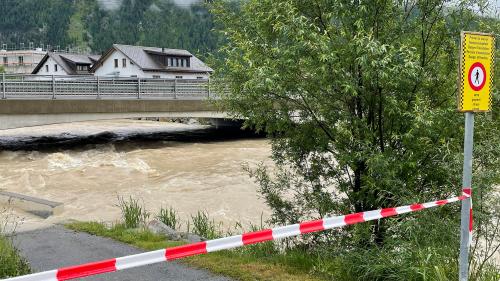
[[162, 47, 165, 53]]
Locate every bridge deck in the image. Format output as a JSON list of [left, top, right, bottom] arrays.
[[0, 75, 227, 129]]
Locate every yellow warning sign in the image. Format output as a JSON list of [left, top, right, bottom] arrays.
[[458, 31, 495, 112]]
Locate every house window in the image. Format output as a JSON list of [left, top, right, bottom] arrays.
[[114, 59, 118, 68], [18, 56, 24, 64], [175, 76, 183, 79], [153, 75, 160, 79], [122, 58, 126, 68], [169, 57, 174, 67], [45, 65, 49, 72], [54, 64, 58, 72], [130, 75, 137, 77], [181, 59, 185, 67], [197, 77, 203, 79], [2, 57, 7, 64], [175, 58, 179, 67], [77, 65, 88, 71]]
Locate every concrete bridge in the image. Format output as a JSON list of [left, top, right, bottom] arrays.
[[0, 74, 227, 129]]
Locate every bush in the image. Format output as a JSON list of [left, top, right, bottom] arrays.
[[117, 196, 150, 229], [157, 206, 181, 230]]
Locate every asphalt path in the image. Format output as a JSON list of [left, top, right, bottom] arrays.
[[13, 226, 233, 281]]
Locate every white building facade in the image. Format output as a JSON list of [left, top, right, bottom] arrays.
[[32, 52, 100, 76], [91, 44, 213, 79], [35, 56, 70, 75], [0, 49, 46, 74]]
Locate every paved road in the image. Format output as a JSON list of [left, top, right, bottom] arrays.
[[13, 226, 233, 281]]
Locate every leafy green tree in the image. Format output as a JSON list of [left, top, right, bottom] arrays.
[[211, 0, 499, 265]]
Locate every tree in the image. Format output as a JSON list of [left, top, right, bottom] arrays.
[[211, 0, 500, 268]]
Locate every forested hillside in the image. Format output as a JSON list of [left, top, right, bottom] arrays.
[[0, 0, 219, 58]]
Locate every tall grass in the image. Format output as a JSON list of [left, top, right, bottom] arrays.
[[157, 206, 181, 230], [117, 196, 150, 229], [190, 210, 222, 240], [0, 236, 31, 278], [0, 206, 30, 278]]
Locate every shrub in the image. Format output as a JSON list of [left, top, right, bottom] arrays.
[[117, 196, 150, 229]]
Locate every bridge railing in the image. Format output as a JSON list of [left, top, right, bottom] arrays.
[[0, 74, 218, 100]]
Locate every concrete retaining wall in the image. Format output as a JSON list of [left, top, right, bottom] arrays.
[[0, 190, 63, 218]]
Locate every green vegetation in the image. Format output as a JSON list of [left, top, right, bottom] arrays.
[[117, 196, 150, 229], [0, 236, 30, 279], [66, 221, 183, 250], [0, 0, 220, 56], [210, 0, 500, 280], [157, 206, 181, 230], [0, 208, 30, 279], [190, 210, 222, 240]]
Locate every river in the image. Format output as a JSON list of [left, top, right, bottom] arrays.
[[0, 119, 272, 231]]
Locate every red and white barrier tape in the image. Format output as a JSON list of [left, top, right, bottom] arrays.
[[3, 192, 470, 281], [463, 188, 473, 246]]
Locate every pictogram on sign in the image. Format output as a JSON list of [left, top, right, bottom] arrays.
[[458, 32, 495, 112], [468, 62, 486, 91]]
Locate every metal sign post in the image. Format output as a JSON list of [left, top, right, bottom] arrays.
[[459, 112, 474, 281], [457, 31, 494, 281]]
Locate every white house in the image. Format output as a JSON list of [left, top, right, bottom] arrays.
[[90, 44, 213, 79], [32, 52, 100, 76]]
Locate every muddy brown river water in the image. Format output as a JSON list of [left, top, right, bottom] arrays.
[[0, 120, 272, 231]]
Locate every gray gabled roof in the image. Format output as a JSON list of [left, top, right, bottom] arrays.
[[89, 55, 101, 63], [60, 54, 95, 65], [91, 44, 213, 73], [32, 52, 100, 75]]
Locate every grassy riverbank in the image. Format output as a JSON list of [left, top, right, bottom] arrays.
[[67, 219, 500, 281], [66, 221, 326, 281], [66, 196, 499, 281]]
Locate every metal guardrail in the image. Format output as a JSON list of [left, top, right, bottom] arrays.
[[0, 74, 216, 100]]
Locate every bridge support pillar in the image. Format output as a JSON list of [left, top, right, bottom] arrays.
[[174, 79, 177, 99], [138, 78, 141, 99], [51, 75, 56, 100], [96, 76, 101, 99], [2, 73, 5, 99]]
